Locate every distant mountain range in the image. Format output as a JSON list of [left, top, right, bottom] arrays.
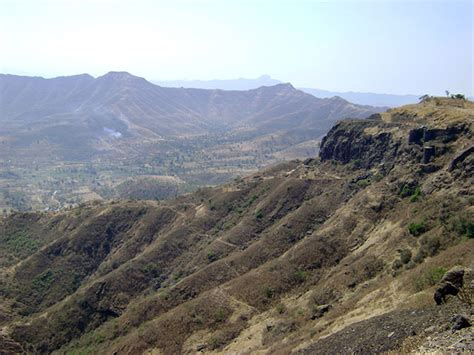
[[0, 71, 383, 145], [155, 74, 282, 91], [299, 88, 420, 107], [154, 75, 421, 107]]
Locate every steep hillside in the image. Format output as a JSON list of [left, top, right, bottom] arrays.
[[0, 98, 472, 354]]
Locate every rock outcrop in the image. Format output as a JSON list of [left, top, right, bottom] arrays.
[[319, 120, 400, 171], [434, 266, 465, 305], [451, 315, 472, 331]]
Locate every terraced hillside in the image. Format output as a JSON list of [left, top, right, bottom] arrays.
[[0, 98, 472, 353]]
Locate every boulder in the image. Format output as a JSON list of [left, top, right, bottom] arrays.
[[450, 315, 471, 331], [310, 304, 332, 320], [434, 266, 465, 305]]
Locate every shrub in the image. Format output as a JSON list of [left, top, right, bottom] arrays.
[[293, 270, 309, 283], [414, 266, 448, 292], [409, 187, 422, 203], [399, 184, 421, 202], [405, 260, 416, 270], [419, 94, 431, 102], [399, 249, 412, 264], [399, 184, 414, 198], [171, 272, 182, 281], [425, 266, 447, 285], [264, 287, 275, 299], [244, 194, 258, 208], [408, 221, 427, 236], [373, 172, 384, 182], [392, 259, 403, 271], [451, 217, 474, 239], [214, 308, 227, 323], [142, 263, 160, 278], [425, 236, 441, 256], [255, 208, 264, 220], [451, 94, 466, 101], [356, 179, 371, 188], [413, 250, 425, 264], [4, 230, 40, 258], [352, 159, 363, 169], [31, 269, 54, 294], [208, 336, 225, 350], [207, 251, 218, 263], [275, 303, 286, 314]]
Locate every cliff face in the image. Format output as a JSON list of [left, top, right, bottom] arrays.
[[0, 99, 473, 354], [319, 117, 400, 170], [320, 104, 472, 173]]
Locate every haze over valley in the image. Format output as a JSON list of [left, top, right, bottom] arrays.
[[0, 72, 383, 212]]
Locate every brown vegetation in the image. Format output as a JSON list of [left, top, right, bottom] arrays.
[[0, 99, 473, 354]]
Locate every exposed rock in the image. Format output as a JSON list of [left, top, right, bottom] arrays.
[[448, 146, 474, 171], [424, 125, 466, 143], [451, 315, 471, 331], [303, 158, 316, 166], [319, 120, 400, 171], [423, 146, 436, 164], [310, 304, 332, 320], [434, 266, 465, 305], [196, 343, 206, 351], [409, 125, 466, 146], [367, 113, 383, 120], [418, 163, 442, 174], [408, 128, 425, 145]]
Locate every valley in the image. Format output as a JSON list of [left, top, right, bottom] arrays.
[[0, 72, 382, 212]]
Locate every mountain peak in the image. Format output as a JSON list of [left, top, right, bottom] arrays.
[[278, 82, 294, 88], [101, 71, 133, 78], [328, 95, 349, 103], [256, 82, 295, 92], [98, 71, 147, 83]]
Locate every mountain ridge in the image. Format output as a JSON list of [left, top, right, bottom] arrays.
[[0, 72, 384, 137], [0, 72, 384, 211], [152, 75, 423, 107]]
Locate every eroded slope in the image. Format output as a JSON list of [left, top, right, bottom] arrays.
[[0, 98, 472, 354]]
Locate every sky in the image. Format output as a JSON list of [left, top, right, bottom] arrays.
[[0, 0, 472, 95]]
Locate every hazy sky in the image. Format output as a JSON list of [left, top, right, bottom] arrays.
[[1, 0, 472, 95]]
